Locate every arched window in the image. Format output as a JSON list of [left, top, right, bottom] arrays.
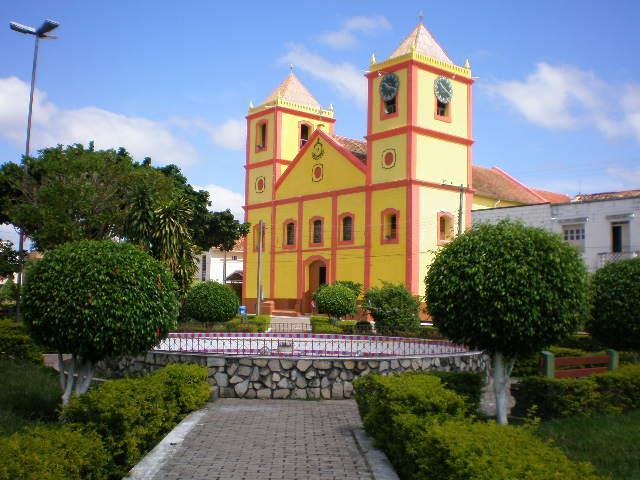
[[340, 214, 353, 243], [310, 217, 323, 246], [438, 212, 455, 245], [255, 120, 267, 151], [435, 98, 452, 122], [299, 123, 311, 149], [283, 220, 296, 248], [381, 209, 399, 244]]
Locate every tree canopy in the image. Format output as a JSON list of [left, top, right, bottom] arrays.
[[0, 240, 19, 280]]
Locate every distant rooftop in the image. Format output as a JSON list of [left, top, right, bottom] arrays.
[[574, 189, 640, 202]]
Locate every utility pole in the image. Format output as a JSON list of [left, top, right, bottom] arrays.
[[222, 250, 227, 285], [457, 184, 464, 235], [256, 220, 263, 316]]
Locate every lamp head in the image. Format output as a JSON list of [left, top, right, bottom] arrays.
[[36, 19, 59, 37], [9, 22, 36, 35]]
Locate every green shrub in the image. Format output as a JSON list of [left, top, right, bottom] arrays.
[[23, 240, 179, 363], [63, 364, 209, 477], [333, 280, 363, 297], [312, 323, 343, 334], [389, 414, 603, 480], [0, 279, 18, 305], [0, 359, 60, 424], [364, 282, 420, 333], [183, 281, 239, 324], [555, 333, 604, 352], [0, 320, 42, 364], [589, 257, 640, 350], [355, 320, 373, 333], [514, 364, 640, 420], [0, 425, 110, 480], [313, 283, 357, 320], [513, 346, 596, 378], [426, 371, 484, 413], [354, 373, 466, 446]]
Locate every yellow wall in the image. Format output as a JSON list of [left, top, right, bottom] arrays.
[[276, 134, 365, 200], [415, 135, 467, 186], [274, 252, 297, 298], [301, 197, 332, 247], [336, 192, 366, 246], [335, 249, 365, 286], [416, 69, 468, 139], [370, 133, 408, 184], [417, 186, 468, 288], [245, 207, 271, 299], [279, 112, 326, 162], [247, 111, 275, 164], [369, 187, 406, 287], [247, 164, 272, 205]]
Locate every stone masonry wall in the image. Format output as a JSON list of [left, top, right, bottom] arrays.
[[104, 352, 486, 400]]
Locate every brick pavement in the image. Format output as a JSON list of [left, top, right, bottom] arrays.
[[152, 399, 375, 480]]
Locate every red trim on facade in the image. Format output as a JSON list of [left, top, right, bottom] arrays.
[[366, 59, 474, 85], [380, 208, 400, 244], [245, 158, 293, 169], [282, 218, 297, 249], [330, 195, 338, 283], [434, 97, 452, 123], [274, 128, 366, 194], [366, 125, 473, 146], [296, 199, 304, 311], [246, 179, 474, 211], [269, 205, 276, 298], [466, 82, 473, 229], [437, 211, 455, 245], [255, 119, 268, 153], [275, 244, 363, 255], [364, 189, 372, 290], [309, 216, 324, 247], [337, 212, 356, 245], [246, 106, 336, 124]]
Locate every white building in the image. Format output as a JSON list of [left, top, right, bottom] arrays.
[[473, 190, 640, 272], [196, 239, 244, 283]]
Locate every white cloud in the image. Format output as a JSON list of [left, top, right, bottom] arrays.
[[487, 63, 640, 142], [318, 15, 391, 49], [281, 44, 367, 107], [0, 76, 198, 166], [170, 117, 246, 151], [195, 184, 244, 219]]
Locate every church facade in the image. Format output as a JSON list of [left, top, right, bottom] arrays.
[[242, 23, 563, 315]]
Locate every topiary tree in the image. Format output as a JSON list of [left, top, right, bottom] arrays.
[[183, 281, 239, 324], [314, 283, 357, 320], [23, 240, 179, 405], [425, 220, 588, 424], [364, 282, 420, 333], [589, 257, 640, 350]]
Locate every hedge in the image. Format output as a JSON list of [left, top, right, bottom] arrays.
[[63, 363, 209, 478], [390, 414, 603, 480], [513, 364, 640, 419], [0, 320, 42, 364], [0, 425, 110, 480], [183, 281, 239, 324]]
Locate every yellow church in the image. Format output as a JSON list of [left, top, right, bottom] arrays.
[[242, 22, 566, 315]]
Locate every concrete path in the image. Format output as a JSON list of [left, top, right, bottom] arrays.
[[270, 315, 311, 333], [146, 399, 387, 480]]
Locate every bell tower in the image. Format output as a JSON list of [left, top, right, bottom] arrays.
[[365, 21, 474, 294]]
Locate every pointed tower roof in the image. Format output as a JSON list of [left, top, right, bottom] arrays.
[[389, 23, 453, 64], [261, 72, 321, 109]]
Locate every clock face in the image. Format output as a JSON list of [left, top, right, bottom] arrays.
[[379, 73, 400, 101], [434, 76, 453, 104]]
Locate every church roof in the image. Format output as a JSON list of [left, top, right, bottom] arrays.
[[389, 23, 453, 64], [333, 135, 366, 163], [261, 72, 321, 109], [532, 189, 571, 203]]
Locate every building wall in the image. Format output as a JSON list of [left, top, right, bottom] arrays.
[[196, 250, 243, 283], [473, 198, 640, 271]]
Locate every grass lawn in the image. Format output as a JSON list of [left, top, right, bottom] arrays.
[[0, 358, 61, 436], [537, 410, 640, 480]]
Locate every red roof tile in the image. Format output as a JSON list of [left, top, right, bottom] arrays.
[[333, 135, 367, 163], [472, 165, 548, 204], [574, 189, 640, 202], [532, 189, 571, 203]]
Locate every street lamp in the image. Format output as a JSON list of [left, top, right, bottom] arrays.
[[9, 18, 59, 318]]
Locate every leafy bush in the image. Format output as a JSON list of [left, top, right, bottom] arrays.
[[425, 220, 589, 424], [23, 240, 179, 363], [0, 425, 110, 480], [589, 257, 640, 350], [0, 278, 18, 305], [0, 359, 60, 424], [183, 281, 239, 323], [313, 283, 357, 320], [513, 364, 640, 419], [555, 333, 604, 352], [312, 323, 343, 334], [389, 414, 603, 480], [512, 346, 598, 378], [364, 282, 420, 333], [334, 280, 362, 297], [354, 373, 466, 447], [426, 371, 484, 413], [0, 320, 42, 364], [63, 363, 209, 477]]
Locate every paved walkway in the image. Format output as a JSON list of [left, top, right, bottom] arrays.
[[150, 399, 376, 480]]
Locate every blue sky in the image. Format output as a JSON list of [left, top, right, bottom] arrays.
[[1, 0, 639, 243]]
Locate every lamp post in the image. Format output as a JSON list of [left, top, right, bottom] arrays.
[[9, 19, 59, 318]]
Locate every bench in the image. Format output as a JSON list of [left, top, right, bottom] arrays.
[[540, 349, 618, 378]]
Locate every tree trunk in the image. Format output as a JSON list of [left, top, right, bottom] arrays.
[[61, 354, 76, 406], [60, 353, 95, 405], [492, 352, 514, 425], [223, 251, 227, 284]]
